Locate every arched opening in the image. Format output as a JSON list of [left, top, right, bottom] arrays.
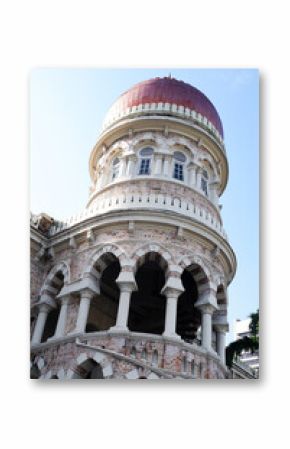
[[41, 271, 64, 342], [30, 363, 41, 379], [111, 156, 120, 181], [141, 349, 147, 361], [73, 359, 104, 379], [172, 150, 186, 181], [128, 252, 167, 335], [176, 269, 201, 343], [86, 253, 121, 332], [130, 347, 137, 358], [138, 147, 154, 175], [152, 350, 159, 367], [85, 362, 104, 379]]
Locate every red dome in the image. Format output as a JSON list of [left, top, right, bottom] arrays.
[[106, 77, 223, 138]]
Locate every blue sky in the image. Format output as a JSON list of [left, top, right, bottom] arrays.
[[30, 68, 259, 342]]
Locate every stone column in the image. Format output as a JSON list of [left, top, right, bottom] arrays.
[[53, 295, 70, 339], [200, 306, 214, 349], [110, 269, 136, 333], [163, 289, 181, 339], [216, 328, 226, 364], [213, 322, 228, 364], [113, 285, 133, 330], [196, 289, 218, 351], [31, 303, 52, 345], [74, 290, 93, 334], [162, 272, 183, 340]]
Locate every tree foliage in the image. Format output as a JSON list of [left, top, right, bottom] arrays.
[[226, 309, 259, 367]]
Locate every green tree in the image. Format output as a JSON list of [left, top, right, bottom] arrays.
[[226, 309, 259, 367]]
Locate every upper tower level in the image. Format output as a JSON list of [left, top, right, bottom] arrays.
[[87, 77, 228, 230]]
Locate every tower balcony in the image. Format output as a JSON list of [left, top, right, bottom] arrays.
[[49, 178, 227, 240]]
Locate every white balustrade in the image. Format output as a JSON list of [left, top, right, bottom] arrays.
[[48, 191, 226, 239]]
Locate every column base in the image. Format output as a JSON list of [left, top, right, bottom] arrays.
[[162, 332, 182, 342], [46, 335, 64, 342], [204, 347, 219, 357], [67, 330, 84, 337], [109, 325, 130, 334]]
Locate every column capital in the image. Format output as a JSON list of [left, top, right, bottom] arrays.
[[117, 281, 136, 293], [195, 289, 218, 313], [38, 302, 53, 314], [213, 323, 229, 333], [161, 272, 183, 297], [59, 276, 100, 297], [56, 294, 71, 305], [197, 303, 217, 315], [38, 292, 56, 310], [116, 270, 137, 292], [162, 286, 183, 299], [79, 288, 95, 300]]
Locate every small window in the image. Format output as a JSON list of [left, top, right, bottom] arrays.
[[173, 151, 186, 181], [112, 157, 120, 180], [139, 158, 151, 175], [138, 147, 153, 175], [174, 163, 184, 181]]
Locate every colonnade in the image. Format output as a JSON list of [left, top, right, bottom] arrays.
[[31, 265, 228, 364]]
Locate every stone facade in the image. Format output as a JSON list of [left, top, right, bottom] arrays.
[[30, 77, 236, 379]]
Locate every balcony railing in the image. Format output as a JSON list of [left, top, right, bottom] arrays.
[[47, 191, 228, 239]]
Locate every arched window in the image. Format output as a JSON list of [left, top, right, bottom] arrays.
[[112, 157, 120, 181], [173, 151, 186, 181], [201, 169, 208, 196], [138, 147, 154, 175]]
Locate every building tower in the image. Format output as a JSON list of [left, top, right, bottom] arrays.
[[30, 76, 236, 379]]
